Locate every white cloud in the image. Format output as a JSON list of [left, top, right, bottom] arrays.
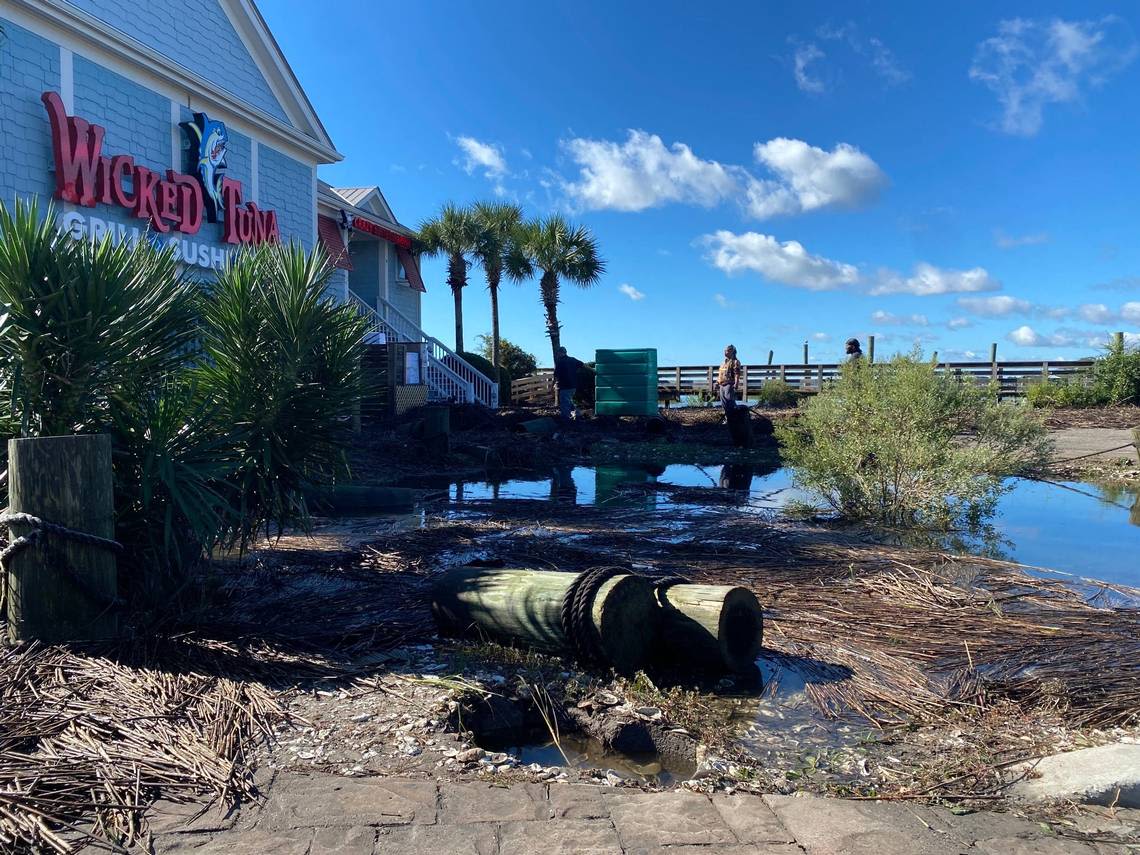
[[868, 37, 911, 86], [746, 138, 886, 218], [454, 135, 508, 178], [1004, 325, 1112, 348], [1078, 303, 1114, 323], [970, 17, 1138, 136], [1007, 325, 1052, 346], [559, 131, 885, 220], [808, 24, 910, 88], [957, 295, 1032, 317], [700, 230, 859, 290], [812, 331, 831, 341], [1122, 302, 1140, 323], [994, 229, 1050, 248], [871, 310, 929, 326], [793, 43, 826, 93], [870, 264, 999, 296], [713, 293, 733, 309], [560, 130, 739, 212], [618, 283, 645, 301], [948, 317, 974, 329]]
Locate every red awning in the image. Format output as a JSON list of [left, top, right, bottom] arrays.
[[317, 215, 352, 270], [396, 246, 426, 293]]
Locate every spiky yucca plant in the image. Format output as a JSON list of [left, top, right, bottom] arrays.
[[194, 242, 367, 547]]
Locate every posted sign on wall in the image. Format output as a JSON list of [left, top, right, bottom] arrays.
[[42, 91, 280, 249]]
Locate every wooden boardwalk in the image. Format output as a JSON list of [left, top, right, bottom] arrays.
[[511, 359, 1096, 405]]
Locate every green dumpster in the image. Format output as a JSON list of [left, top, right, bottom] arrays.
[[594, 348, 658, 417]]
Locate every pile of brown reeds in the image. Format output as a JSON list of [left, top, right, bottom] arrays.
[[0, 640, 288, 853]]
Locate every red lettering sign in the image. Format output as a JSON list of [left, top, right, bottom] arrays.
[[41, 91, 277, 246]]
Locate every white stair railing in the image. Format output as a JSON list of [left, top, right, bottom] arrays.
[[347, 291, 498, 408]]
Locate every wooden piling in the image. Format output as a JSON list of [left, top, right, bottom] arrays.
[[868, 335, 875, 364], [432, 566, 658, 673], [656, 584, 763, 673], [5, 434, 117, 642]]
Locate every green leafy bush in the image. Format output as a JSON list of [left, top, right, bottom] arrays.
[[0, 201, 367, 606], [754, 379, 799, 408], [777, 353, 1051, 528], [195, 243, 366, 546], [1092, 336, 1140, 405], [460, 349, 512, 403], [1027, 338, 1140, 408], [1026, 378, 1102, 408]]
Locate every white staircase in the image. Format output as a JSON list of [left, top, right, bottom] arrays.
[[348, 290, 499, 408]]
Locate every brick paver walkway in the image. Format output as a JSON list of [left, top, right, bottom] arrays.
[[141, 772, 1134, 854]]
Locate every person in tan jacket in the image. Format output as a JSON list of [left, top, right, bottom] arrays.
[[717, 344, 742, 417]]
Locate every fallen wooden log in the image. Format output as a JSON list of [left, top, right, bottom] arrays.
[[656, 583, 763, 673], [431, 566, 657, 673]]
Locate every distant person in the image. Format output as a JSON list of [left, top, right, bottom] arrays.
[[845, 338, 863, 362], [553, 346, 582, 420], [717, 344, 743, 417]]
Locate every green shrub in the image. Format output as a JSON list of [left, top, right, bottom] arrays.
[[477, 334, 537, 379], [1027, 339, 1140, 408], [754, 379, 799, 408], [777, 352, 1051, 528], [0, 203, 368, 605], [460, 349, 511, 403], [1092, 336, 1140, 405], [1026, 377, 1103, 408], [195, 243, 366, 547]]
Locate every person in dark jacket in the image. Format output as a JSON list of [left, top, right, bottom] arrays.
[[553, 346, 582, 420], [845, 338, 863, 362]]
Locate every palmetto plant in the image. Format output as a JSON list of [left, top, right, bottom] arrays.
[[471, 201, 527, 371], [0, 201, 368, 608], [0, 199, 212, 586], [0, 199, 198, 437], [418, 203, 480, 353], [194, 242, 367, 547], [517, 215, 605, 364]]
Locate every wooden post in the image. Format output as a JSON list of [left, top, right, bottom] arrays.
[[868, 335, 875, 364], [778, 364, 786, 383], [990, 342, 998, 382], [656, 584, 763, 673], [707, 366, 714, 393], [767, 349, 774, 365], [803, 341, 809, 365], [816, 364, 823, 389], [674, 366, 681, 398], [1041, 361, 1050, 382], [1114, 331, 1125, 350], [6, 434, 117, 642], [432, 566, 658, 673], [741, 365, 749, 403]]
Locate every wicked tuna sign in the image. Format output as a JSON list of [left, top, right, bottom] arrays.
[[42, 91, 279, 245]]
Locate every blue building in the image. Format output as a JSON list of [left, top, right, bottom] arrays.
[[0, 0, 496, 406]]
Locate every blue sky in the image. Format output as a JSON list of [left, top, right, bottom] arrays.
[[263, 1, 1140, 365]]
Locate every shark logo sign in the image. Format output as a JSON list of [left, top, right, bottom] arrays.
[[181, 112, 229, 224], [41, 91, 279, 246]]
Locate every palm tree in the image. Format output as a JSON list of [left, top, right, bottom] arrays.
[[518, 215, 605, 364], [471, 201, 526, 370], [417, 203, 479, 353]]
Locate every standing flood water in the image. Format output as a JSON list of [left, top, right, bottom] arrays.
[[439, 464, 1140, 588]]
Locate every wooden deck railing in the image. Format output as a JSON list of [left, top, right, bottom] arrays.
[[510, 359, 1096, 405]]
